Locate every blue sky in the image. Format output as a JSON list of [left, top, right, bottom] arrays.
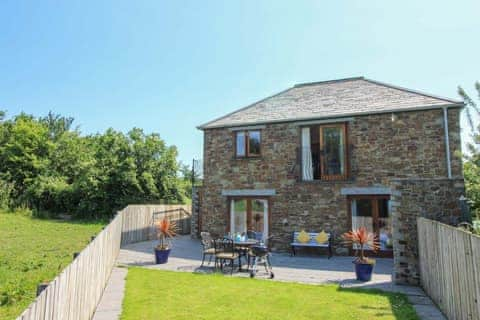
[[1, 0, 479, 165]]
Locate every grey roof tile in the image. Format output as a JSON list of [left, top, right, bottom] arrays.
[[198, 77, 463, 129]]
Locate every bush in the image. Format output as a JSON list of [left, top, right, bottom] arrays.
[[0, 179, 14, 210], [473, 220, 480, 235], [24, 175, 70, 215], [464, 161, 480, 220]]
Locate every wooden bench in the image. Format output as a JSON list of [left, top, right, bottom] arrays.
[[291, 232, 333, 258]]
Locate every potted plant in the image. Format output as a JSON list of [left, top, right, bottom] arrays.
[[154, 217, 177, 264], [342, 226, 380, 281]]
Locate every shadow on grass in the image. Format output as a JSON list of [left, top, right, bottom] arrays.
[[337, 286, 420, 320]]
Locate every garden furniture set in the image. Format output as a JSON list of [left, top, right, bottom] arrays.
[[200, 232, 274, 277]]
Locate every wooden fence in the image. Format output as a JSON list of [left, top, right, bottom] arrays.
[[417, 218, 480, 320], [17, 213, 123, 320], [120, 204, 191, 246], [16, 204, 191, 320]]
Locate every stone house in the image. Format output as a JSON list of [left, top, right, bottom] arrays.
[[195, 77, 465, 284]]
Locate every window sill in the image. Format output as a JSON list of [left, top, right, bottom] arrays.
[[232, 156, 263, 160], [297, 179, 355, 184]]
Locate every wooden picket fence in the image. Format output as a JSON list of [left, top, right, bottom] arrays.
[[16, 204, 191, 320], [17, 213, 123, 320], [120, 204, 191, 245], [417, 218, 480, 320]]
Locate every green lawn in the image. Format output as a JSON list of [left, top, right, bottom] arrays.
[[121, 268, 419, 320], [0, 211, 104, 320]]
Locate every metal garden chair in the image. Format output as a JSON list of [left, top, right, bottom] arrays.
[[200, 232, 216, 267]]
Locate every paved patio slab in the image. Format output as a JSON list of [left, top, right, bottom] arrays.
[[92, 267, 127, 320]]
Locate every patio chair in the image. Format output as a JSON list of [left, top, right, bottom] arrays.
[[247, 230, 256, 239], [200, 232, 216, 267], [214, 238, 239, 274], [247, 230, 263, 241]]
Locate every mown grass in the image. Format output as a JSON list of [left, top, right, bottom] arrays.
[[0, 210, 104, 320], [121, 268, 419, 320]]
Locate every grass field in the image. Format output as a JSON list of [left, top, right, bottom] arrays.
[[0, 211, 104, 320], [121, 268, 419, 320]]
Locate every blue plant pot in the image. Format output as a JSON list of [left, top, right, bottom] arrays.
[[354, 261, 374, 281], [154, 248, 171, 264]]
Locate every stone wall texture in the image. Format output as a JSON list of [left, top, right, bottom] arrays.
[[390, 178, 465, 285], [190, 186, 202, 239], [200, 108, 464, 284]]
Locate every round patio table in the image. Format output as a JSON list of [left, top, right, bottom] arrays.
[[233, 239, 259, 271], [234, 239, 258, 246]]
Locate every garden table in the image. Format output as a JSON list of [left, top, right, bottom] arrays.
[[233, 239, 259, 271]]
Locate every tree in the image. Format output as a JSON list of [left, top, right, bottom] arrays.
[[458, 82, 480, 218], [458, 82, 480, 135], [178, 161, 202, 199], [0, 113, 52, 202], [0, 111, 189, 218], [40, 111, 75, 141]]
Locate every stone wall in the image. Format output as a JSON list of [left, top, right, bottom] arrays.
[[390, 178, 465, 285], [199, 107, 464, 283], [190, 186, 202, 239]]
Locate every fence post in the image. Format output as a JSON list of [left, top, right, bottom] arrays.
[[36, 282, 49, 297]]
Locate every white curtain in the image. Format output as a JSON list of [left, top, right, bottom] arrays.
[[351, 200, 373, 250], [230, 199, 246, 235], [351, 200, 358, 230], [301, 127, 314, 181]]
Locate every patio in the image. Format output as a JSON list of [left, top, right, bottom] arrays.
[[118, 235, 394, 286]]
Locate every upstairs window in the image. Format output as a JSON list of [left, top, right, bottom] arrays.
[[301, 123, 348, 180], [236, 130, 261, 158]]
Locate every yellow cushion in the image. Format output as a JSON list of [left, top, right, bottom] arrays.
[[315, 231, 329, 244], [297, 230, 310, 243]]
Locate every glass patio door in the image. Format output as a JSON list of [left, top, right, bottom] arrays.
[[231, 199, 247, 235], [350, 196, 392, 257], [230, 198, 268, 240]]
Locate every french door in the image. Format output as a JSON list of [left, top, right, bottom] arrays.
[[348, 195, 393, 257], [229, 198, 269, 240], [319, 124, 347, 180]]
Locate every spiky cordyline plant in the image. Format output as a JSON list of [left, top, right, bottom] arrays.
[[342, 226, 380, 264], [155, 217, 177, 250]]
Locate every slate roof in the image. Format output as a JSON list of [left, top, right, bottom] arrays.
[[198, 77, 463, 129]]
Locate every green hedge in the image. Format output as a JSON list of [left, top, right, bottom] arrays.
[[0, 112, 191, 218]]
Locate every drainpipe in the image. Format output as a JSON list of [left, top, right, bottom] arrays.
[[443, 107, 452, 179]]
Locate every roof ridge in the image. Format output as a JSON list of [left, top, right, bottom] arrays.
[[294, 76, 365, 87], [363, 78, 464, 105], [198, 77, 465, 130]]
